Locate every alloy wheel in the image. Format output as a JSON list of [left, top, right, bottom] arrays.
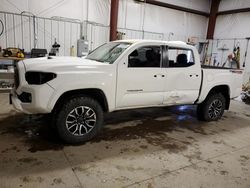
[[208, 99, 223, 119], [65, 106, 96, 136]]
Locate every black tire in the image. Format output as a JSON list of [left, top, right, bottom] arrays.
[[197, 93, 226, 121], [54, 96, 104, 144]]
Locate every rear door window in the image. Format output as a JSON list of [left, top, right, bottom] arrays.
[[168, 48, 195, 68]]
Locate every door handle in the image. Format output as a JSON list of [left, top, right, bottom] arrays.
[[189, 74, 199, 77], [154, 74, 165, 78]]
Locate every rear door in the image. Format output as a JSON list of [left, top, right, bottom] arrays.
[[116, 45, 165, 108], [163, 46, 202, 105]]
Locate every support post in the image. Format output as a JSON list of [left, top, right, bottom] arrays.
[[110, 0, 119, 41], [207, 0, 221, 39]]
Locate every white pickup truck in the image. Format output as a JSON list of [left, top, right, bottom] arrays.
[[11, 40, 243, 143]]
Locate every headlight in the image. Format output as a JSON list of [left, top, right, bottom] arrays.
[[25, 71, 57, 85]]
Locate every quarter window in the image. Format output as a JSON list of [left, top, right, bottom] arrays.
[[128, 46, 161, 68], [168, 48, 194, 67]]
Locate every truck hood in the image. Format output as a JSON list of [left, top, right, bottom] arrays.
[[21, 56, 110, 72]]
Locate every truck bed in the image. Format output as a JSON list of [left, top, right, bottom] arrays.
[[201, 65, 234, 70], [197, 66, 243, 103]]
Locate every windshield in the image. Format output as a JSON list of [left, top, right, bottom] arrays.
[[86, 42, 131, 64]]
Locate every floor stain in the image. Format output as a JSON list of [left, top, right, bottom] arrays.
[[140, 145, 148, 149], [0, 105, 213, 154], [72, 165, 94, 172], [240, 155, 249, 161], [147, 182, 154, 188], [1, 146, 20, 153], [18, 157, 38, 163], [239, 155, 250, 166], [217, 160, 224, 164], [220, 170, 229, 176], [0, 114, 64, 152], [184, 151, 202, 162], [21, 176, 44, 183], [0, 105, 241, 155], [115, 165, 144, 172], [52, 178, 64, 185]]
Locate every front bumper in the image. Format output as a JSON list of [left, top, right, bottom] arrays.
[[11, 60, 56, 114], [10, 91, 25, 113], [10, 83, 55, 114]]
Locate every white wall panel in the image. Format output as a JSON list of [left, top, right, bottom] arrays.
[[118, 0, 208, 41], [0, 0, 209, 55], [158, 0, 211, 13], [219, 0, 250, 11], [0, 0, 29, 13], [120, 0, 145, 30], [0, 0, 86, 20], [88, 0, 110, 25], [214, 13, 250, 39], [1, 0, 209, 41]]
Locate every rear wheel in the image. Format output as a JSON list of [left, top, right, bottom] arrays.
[[54, 96, 104, 144], [197, 93, 226, 121]]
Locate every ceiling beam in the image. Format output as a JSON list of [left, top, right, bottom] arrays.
[[134, 0, 209, 17], [207, 0, 221, 39], [217, 7, 250, 15]]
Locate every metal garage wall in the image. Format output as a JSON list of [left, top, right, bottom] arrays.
[[219, 0, 250, 12], [86, 22, 109, 51], [86, 23, 165, 51], [0, 0, 88, 21], [1, 0, 209, 53], [157, 0, 211, 13], [214, 0, 250, 83], [0, 11, 81, 56], [118, 0, 209, 43]]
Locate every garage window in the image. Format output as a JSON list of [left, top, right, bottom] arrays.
[[128, 46, 162, 68], [168, 48, 195, 67]]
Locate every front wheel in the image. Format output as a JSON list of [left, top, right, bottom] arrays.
[[197, 93, 226, 121], [54, 96, 104, 144]]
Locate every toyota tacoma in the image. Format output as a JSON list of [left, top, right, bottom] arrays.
[[11, 40, 243, 143]]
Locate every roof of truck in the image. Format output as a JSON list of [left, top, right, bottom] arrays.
[[115, 39, 190, 48]]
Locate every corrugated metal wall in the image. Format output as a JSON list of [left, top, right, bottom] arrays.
[[0, 11, 81, 56]]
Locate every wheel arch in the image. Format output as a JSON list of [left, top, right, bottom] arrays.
[[205, 85, 230, 110], [52, 88, 109, 113]]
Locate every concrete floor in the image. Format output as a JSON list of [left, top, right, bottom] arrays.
[[0, 93, 250, 188]]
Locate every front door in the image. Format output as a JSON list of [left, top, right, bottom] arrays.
[[116, 45, 165, 108]]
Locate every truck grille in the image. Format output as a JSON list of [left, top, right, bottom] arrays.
[[14, 67, 20, 88]]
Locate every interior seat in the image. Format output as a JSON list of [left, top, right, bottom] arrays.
[[176, 54, 188, 67], [146, 50, 159, 67]]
